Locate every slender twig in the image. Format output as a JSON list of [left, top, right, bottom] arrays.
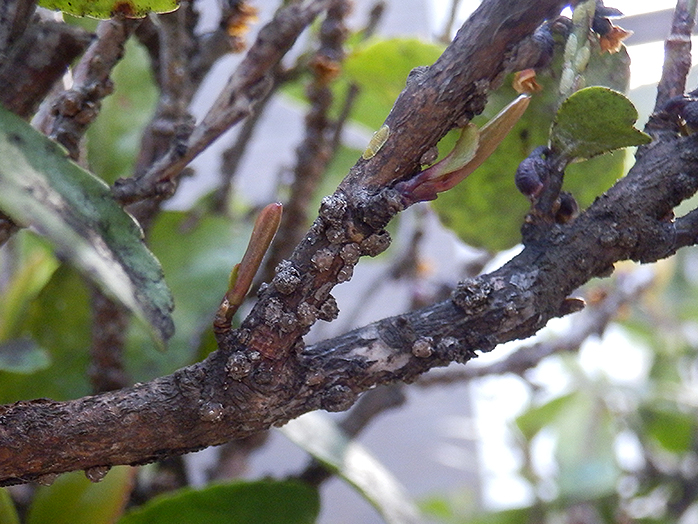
[[654, 0, 698, 111], [34, 17, 140, 160], [112, 0, 333, 205], [261, 0, 349, 281]]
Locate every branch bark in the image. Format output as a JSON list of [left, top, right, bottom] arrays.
[[4, 0, 698, 487]]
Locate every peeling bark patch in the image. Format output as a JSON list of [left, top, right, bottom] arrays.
[[452, 278, 493, 314], [359, 230, 391, 257]]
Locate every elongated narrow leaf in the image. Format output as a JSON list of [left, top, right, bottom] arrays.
[[118, 480, 319, 524], [281, 412, 422, 524], [0, 488, 20, 524], [0, 107, 174, 347], [38, 0, 178, 19]]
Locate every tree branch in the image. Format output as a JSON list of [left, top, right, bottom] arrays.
[[7, 0, 697, 487]]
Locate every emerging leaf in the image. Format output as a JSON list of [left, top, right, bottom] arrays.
[[38, 0, 178, 19], [0, 107, 174, 348], [550, 86, 651, 163]]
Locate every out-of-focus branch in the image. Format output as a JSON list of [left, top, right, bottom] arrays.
[[261, 0, 349, 281], [112, 0, 333, 205], [0, 21, 92, 119], [653, 0, 697, 111], [34, 17, 140, 160]]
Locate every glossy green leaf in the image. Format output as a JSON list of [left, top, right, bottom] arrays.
[[0, 338, 50, 373], [0, 265, 91, 403], [117, 480, 319, 524], [281, 412, 422, 524], [640, 406, 697, 453], [27, 466, 134, 524], [38, 0, 178, 19], [0, 488, 20, 524], [431, 45, 632, 251], [0, 107, 174, 347], [550, 86, 651, 162]]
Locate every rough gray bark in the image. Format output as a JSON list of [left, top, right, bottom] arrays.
[[3, 0, 698, 487]]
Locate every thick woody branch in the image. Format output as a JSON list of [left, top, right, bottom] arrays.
[[2, 124, 698, 484], [7, 0, 698, 486]]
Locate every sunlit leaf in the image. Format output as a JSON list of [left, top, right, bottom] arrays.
[[0, 107, 174, 347], [117, 480, 318, 524], [38, 0, 178, 19], [281, 412, 422, 524], [27, 467, 134, 524], [550, 86, 651, 162]]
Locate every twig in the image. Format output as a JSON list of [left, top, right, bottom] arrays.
[[653, 0, 697, 111], [89, 288, 129, 393], [112, 0, 333, 205], [261, 0, 349, 281], [34, 17, 140, 160]]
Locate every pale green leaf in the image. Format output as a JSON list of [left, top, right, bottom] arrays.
[[281, 412, 423, 524], [0, 107, 174, 347], [27, 467, 134, 524], [38, 0, 178, 19], [117, 480, 319, 524], [550, 86, 651, 162]]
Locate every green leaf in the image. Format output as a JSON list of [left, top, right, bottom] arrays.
[[38, 0, 178, 19], [515, 393, 576, 441], [0, 107, 174, 347], [281, 412, 423, 524], [343, 38, 444, 112], [550, 86, 651, 162], [27, 466, 134, 524], [0, 338, 50, 374], [117, 480, 319, 524], [0, 488, 20, 524], [640, 406, 697, 453], [431, 45, 633, 251], [0, 265, 91, 403], [125, 210, 250, 381], [0, 232, 59, 341]]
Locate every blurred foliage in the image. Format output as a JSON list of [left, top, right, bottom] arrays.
[[117, 480, 319, 524]]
